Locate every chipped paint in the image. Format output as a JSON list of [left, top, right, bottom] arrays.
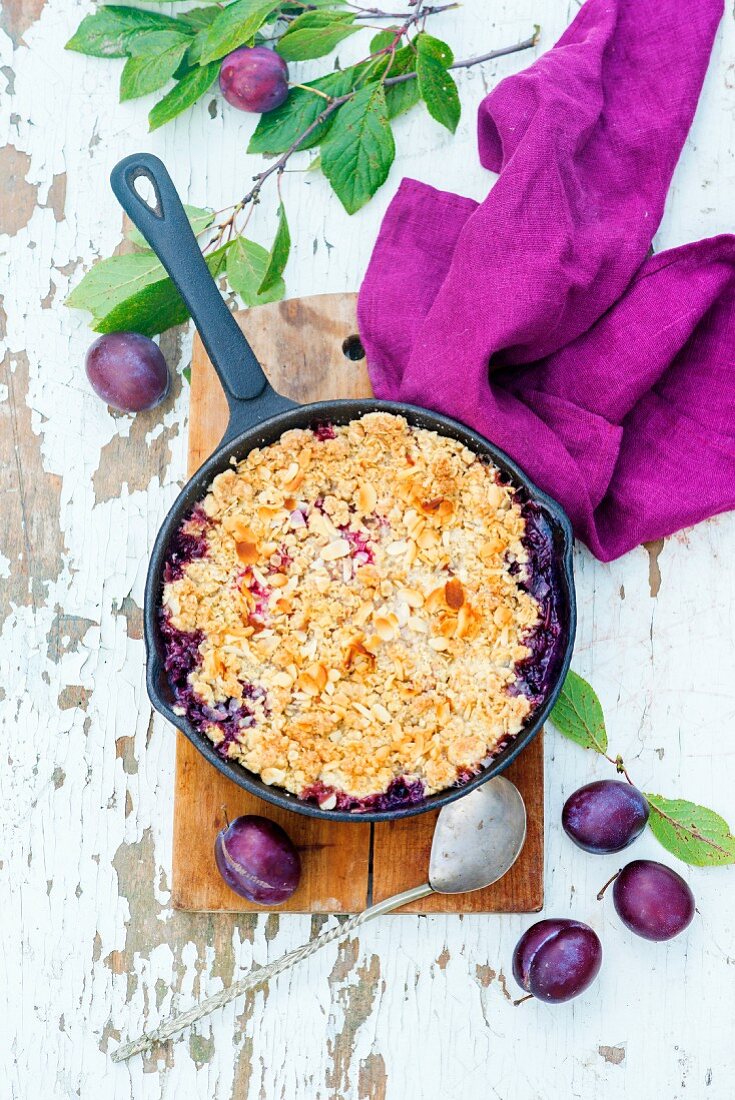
[[644, 538, 665, 598], [599, 1044, 626, 1066], [0, 0, 47, 46], [0, 145, 38, 235], [3, 1, 735, 1097]]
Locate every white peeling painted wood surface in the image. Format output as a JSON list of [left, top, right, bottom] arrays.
[[1, 0, 734, 1096]]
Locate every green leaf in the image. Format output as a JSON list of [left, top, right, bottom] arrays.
[[126, 205, 215, 249], [276, 10, 361, 62], [416, 33, 460, 133], [380, 44, 421, 119], [197, 0, 281, 65], [67, 244, 233, 337], [645, 794, 735, 867], [120, 32, 190, 100], [321, 82, 395, 214], [65, 5, 186, 58], [549, 670, 608, 754], [148, 61, 219, 128], [67, 251, 169, 318], [370, 27, 399, 53], [182, 365, 192, 385], [226, 237, 285, 306], [258, 204, 290, 294], [248, 67, 356, 155], [385, 73, 420, 119], [177, 6, 221, 31]]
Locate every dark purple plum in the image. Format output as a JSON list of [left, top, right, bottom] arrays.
[[215, 815, 301, 905], [612, 860, 694, 941], [562, 780, 649, 854], [513, 918, 602, 1003], [85, 332, 169, 412], [219, 46, 289, 114]]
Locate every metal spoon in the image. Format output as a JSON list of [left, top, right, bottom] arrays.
[[113, 777, 527, 1062]]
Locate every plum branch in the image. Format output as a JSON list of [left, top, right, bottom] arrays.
[[208, 29, 539, 247]]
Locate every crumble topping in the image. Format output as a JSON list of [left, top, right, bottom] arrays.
[[161, 412, 544, 809]]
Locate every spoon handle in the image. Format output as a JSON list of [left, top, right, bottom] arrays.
[[112, 882, 433, 1062]]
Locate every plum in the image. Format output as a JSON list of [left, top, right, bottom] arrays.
[[612, 859, 695, 941], [85, 332, 169, 413], [562, 779, 649, 854], [219, 46, 289, 114], [512, 918, 602, 1003], [215, 814, 301, 905]]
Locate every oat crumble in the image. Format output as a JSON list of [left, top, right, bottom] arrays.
[[161, 412, 553, 811]]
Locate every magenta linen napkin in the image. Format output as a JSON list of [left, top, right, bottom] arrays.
[[357, 0, 735, 561]]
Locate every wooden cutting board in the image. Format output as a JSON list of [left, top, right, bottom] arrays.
[[172, 293, 543, 914]]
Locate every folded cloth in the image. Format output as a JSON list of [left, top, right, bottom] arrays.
[[357, 0, 734, 561]]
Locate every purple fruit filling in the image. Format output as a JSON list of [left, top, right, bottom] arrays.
[[313, 422, 337, 441], [301, 775, 426, 814], [514, 503, 564, 706], [159, 610, 264, 756], [163, 505, 211, 583]]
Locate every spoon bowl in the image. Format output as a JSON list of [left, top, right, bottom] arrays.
[[429, 775, 528, 894]]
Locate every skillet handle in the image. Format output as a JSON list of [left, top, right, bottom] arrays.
[[110, 153, 293, 437]]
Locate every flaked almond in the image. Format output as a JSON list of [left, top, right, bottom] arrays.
[[226, 518, 257, 543], [386, 540, 410, 557], [407, 616, 428, 633], [417, 528, 440, 550], [420, 496, 445, 514], [258, 504, 283, 522], [456, 603, 475, 638], [357, 482, 377, 513], [401, 587, 424, 608], [445, 577, 465, 609], [486, 482, 505, 509], [354, 601, 374, 626], [436, 699, 452, 723], [271, 670, 293, 688], [235, 541, 259, 565], [280, 461, 300, 486], [284, 470, 305, 493], [373, 612, 399, 641], [321, 538, 350, 561], [429, 636, 449, 651], [494, 605, 513, 627], [269, 572, 289, 588], [297, 671, 320, 696], [425, 585, 447, 613], [309, 663, 328, 691], [373, 702, 392, 724]]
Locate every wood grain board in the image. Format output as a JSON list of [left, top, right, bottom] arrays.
[[172, 292, 543, 914]]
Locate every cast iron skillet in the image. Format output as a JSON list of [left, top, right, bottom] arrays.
[[111, 152, 577, 823]]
